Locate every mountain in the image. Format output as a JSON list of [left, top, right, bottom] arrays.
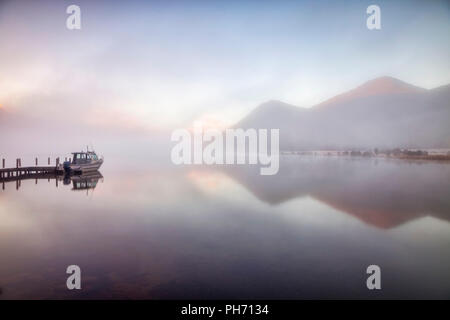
[[236, 77, 450, 150], [315, 76, 426, 108]]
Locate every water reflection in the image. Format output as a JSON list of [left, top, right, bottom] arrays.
[[0, 157, 449, 299], [1, 171, 103, 193], [214, 157, 450, 228], [64, 172, 104, 193]]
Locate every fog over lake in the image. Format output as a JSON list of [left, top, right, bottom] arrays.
[[1, 156, 449, 299]]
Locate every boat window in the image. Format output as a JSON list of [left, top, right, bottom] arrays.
[[81, 154, 86, 159], [92, 154, 98, 160]]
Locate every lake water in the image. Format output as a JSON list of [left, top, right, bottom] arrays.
[[0, 156, 449, 299]]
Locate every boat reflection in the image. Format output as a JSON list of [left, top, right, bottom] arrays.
[[63, 171, 103, 192]]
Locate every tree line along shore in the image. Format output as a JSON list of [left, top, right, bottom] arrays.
[[281, 148, 450, 161]]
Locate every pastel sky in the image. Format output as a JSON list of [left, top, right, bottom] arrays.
[[0, 0, 449, 130]]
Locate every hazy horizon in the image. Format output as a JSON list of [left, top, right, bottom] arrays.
[[1, 0, 449, 133]]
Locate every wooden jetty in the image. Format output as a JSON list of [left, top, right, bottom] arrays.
[[0, 156, 104, 192], [0, 157, 65, 181]]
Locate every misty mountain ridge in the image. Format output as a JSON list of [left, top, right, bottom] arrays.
[[237, 77, 450, 150], [315, 76, 426, 108]]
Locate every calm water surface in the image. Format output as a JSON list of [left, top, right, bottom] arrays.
[[0, 156, 449, 299]]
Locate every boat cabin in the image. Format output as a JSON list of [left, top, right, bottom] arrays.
[[71, 151, 99, 164]]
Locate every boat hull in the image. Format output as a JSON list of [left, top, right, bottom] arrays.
[[65, 159, 103, 174]]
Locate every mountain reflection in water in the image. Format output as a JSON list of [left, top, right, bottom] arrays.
[[0, 156, 449, 299], [216, 157, 450, 229]]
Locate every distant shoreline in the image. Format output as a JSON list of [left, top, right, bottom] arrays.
[[280, 149, 450, 162]]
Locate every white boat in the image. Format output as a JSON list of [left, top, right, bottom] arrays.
[[63, 150, 103, 174]]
